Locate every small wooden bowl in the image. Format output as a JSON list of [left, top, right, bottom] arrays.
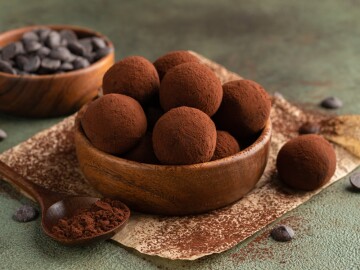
[[74, 114, 272, 216], [0, 25, 114, 117]]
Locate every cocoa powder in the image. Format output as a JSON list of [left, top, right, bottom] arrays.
[[51, 198, 129, 240]]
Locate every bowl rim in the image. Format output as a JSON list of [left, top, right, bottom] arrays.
[[75, 113, 272, 171], [0, 24, 114, 79]]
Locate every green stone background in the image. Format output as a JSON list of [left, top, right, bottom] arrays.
[[0, 1, 359, 269]]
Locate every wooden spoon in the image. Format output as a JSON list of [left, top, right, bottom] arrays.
[[0, 160, 130, 246]]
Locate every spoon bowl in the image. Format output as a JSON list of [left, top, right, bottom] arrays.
[[0, 160, 130, 246]]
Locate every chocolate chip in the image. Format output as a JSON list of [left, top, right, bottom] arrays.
[[92, 37, 107, 50], [350, 172, 360, 190], [12, 205, 38, 222], [67, 41, 86, 56], [94, 47, 112, 61], [299, 122, 321, 135], [23, 55, 40, 73], [37, 46, 51, 58], [22, 31, 39, 42], [60, 62, 74, 71], [23, 40, 42, 53], [83, 52, 96, 63], [1, 42, 25, 60], [321, 96, 343, 109], [0, 60, 16, 74], [49, 47, 75, 62], [270, 225, 294, 242], [59, 29, 77, 45], [41, 57, 61, 71], [46, 31, 61, 48], [37, 28, 51, 43], [15, 55, 28, 70], [73, 57, 90, 70], [79, 38, 93, 53], [0, 129, 7, 141]]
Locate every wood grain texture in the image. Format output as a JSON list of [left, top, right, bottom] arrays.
[[74, 113, 272, 216], [0, 25, 115, 117]]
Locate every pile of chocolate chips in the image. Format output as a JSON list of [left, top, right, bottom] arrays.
[[0, 28, 112, 75]]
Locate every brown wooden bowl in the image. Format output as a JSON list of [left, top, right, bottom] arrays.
[[0, 25, 115, 117], [74, 113, 272, 216]]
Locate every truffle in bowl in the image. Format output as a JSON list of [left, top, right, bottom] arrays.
[[74, 109, 272, 216], [0, 25, 114, 117]]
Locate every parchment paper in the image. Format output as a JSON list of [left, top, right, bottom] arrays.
[[0, 53, 359, 260]]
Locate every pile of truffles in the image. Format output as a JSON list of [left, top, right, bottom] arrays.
[[0, 28, 112, 75], [81, 50, 272, 165]]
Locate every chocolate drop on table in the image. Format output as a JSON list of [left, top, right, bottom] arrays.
[[12, 205, 38, 222], [270, 225, 295, 242], [299, 122, 321, 134], [23, 55, 41, 73], [49, 47, 75, 62], [0, 129, 7, 141], [321, 96, 343, 109], [1, 42, 25, 60], [349, 172, 360, 190], [0, 60, 16, 74], [41, 57, 61, 71]]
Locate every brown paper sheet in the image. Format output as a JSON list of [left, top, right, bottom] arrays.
[[0, 53, 359, 260]]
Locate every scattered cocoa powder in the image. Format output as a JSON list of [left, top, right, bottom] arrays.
[[51, 198, 129, 240]]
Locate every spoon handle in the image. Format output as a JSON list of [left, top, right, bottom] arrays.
[[0, 160, 62, 208]]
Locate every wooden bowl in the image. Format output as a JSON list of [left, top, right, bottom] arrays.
[[0, 25, 114, 117], [74, 114, 272, 216]]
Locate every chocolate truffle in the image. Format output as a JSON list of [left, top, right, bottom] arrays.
[[159, 62, 223, 116], [211, 131, 240, 161], [81, 94, 147, 155], [123, 133, 159, 164], [276, 134, 336, 191], [153, 50, 200, 80], [153, 106, 217, 165], [213, 80, 271, 140], [102, 56, 160, 104]]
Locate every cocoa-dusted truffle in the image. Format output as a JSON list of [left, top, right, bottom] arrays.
[[102, 56, 160, 104], [213, 80, 271, 140], [276, 134, 336, 191], [153, 50, 200, 80], [123, 133, 159, 164], [81, 94, 147, 155], [153, 106, 217, 165], [160, 62, 223, 116], [211, 131, 240, 161]]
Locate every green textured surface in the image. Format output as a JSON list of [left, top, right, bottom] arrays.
[[0, 1, 359, 269]]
